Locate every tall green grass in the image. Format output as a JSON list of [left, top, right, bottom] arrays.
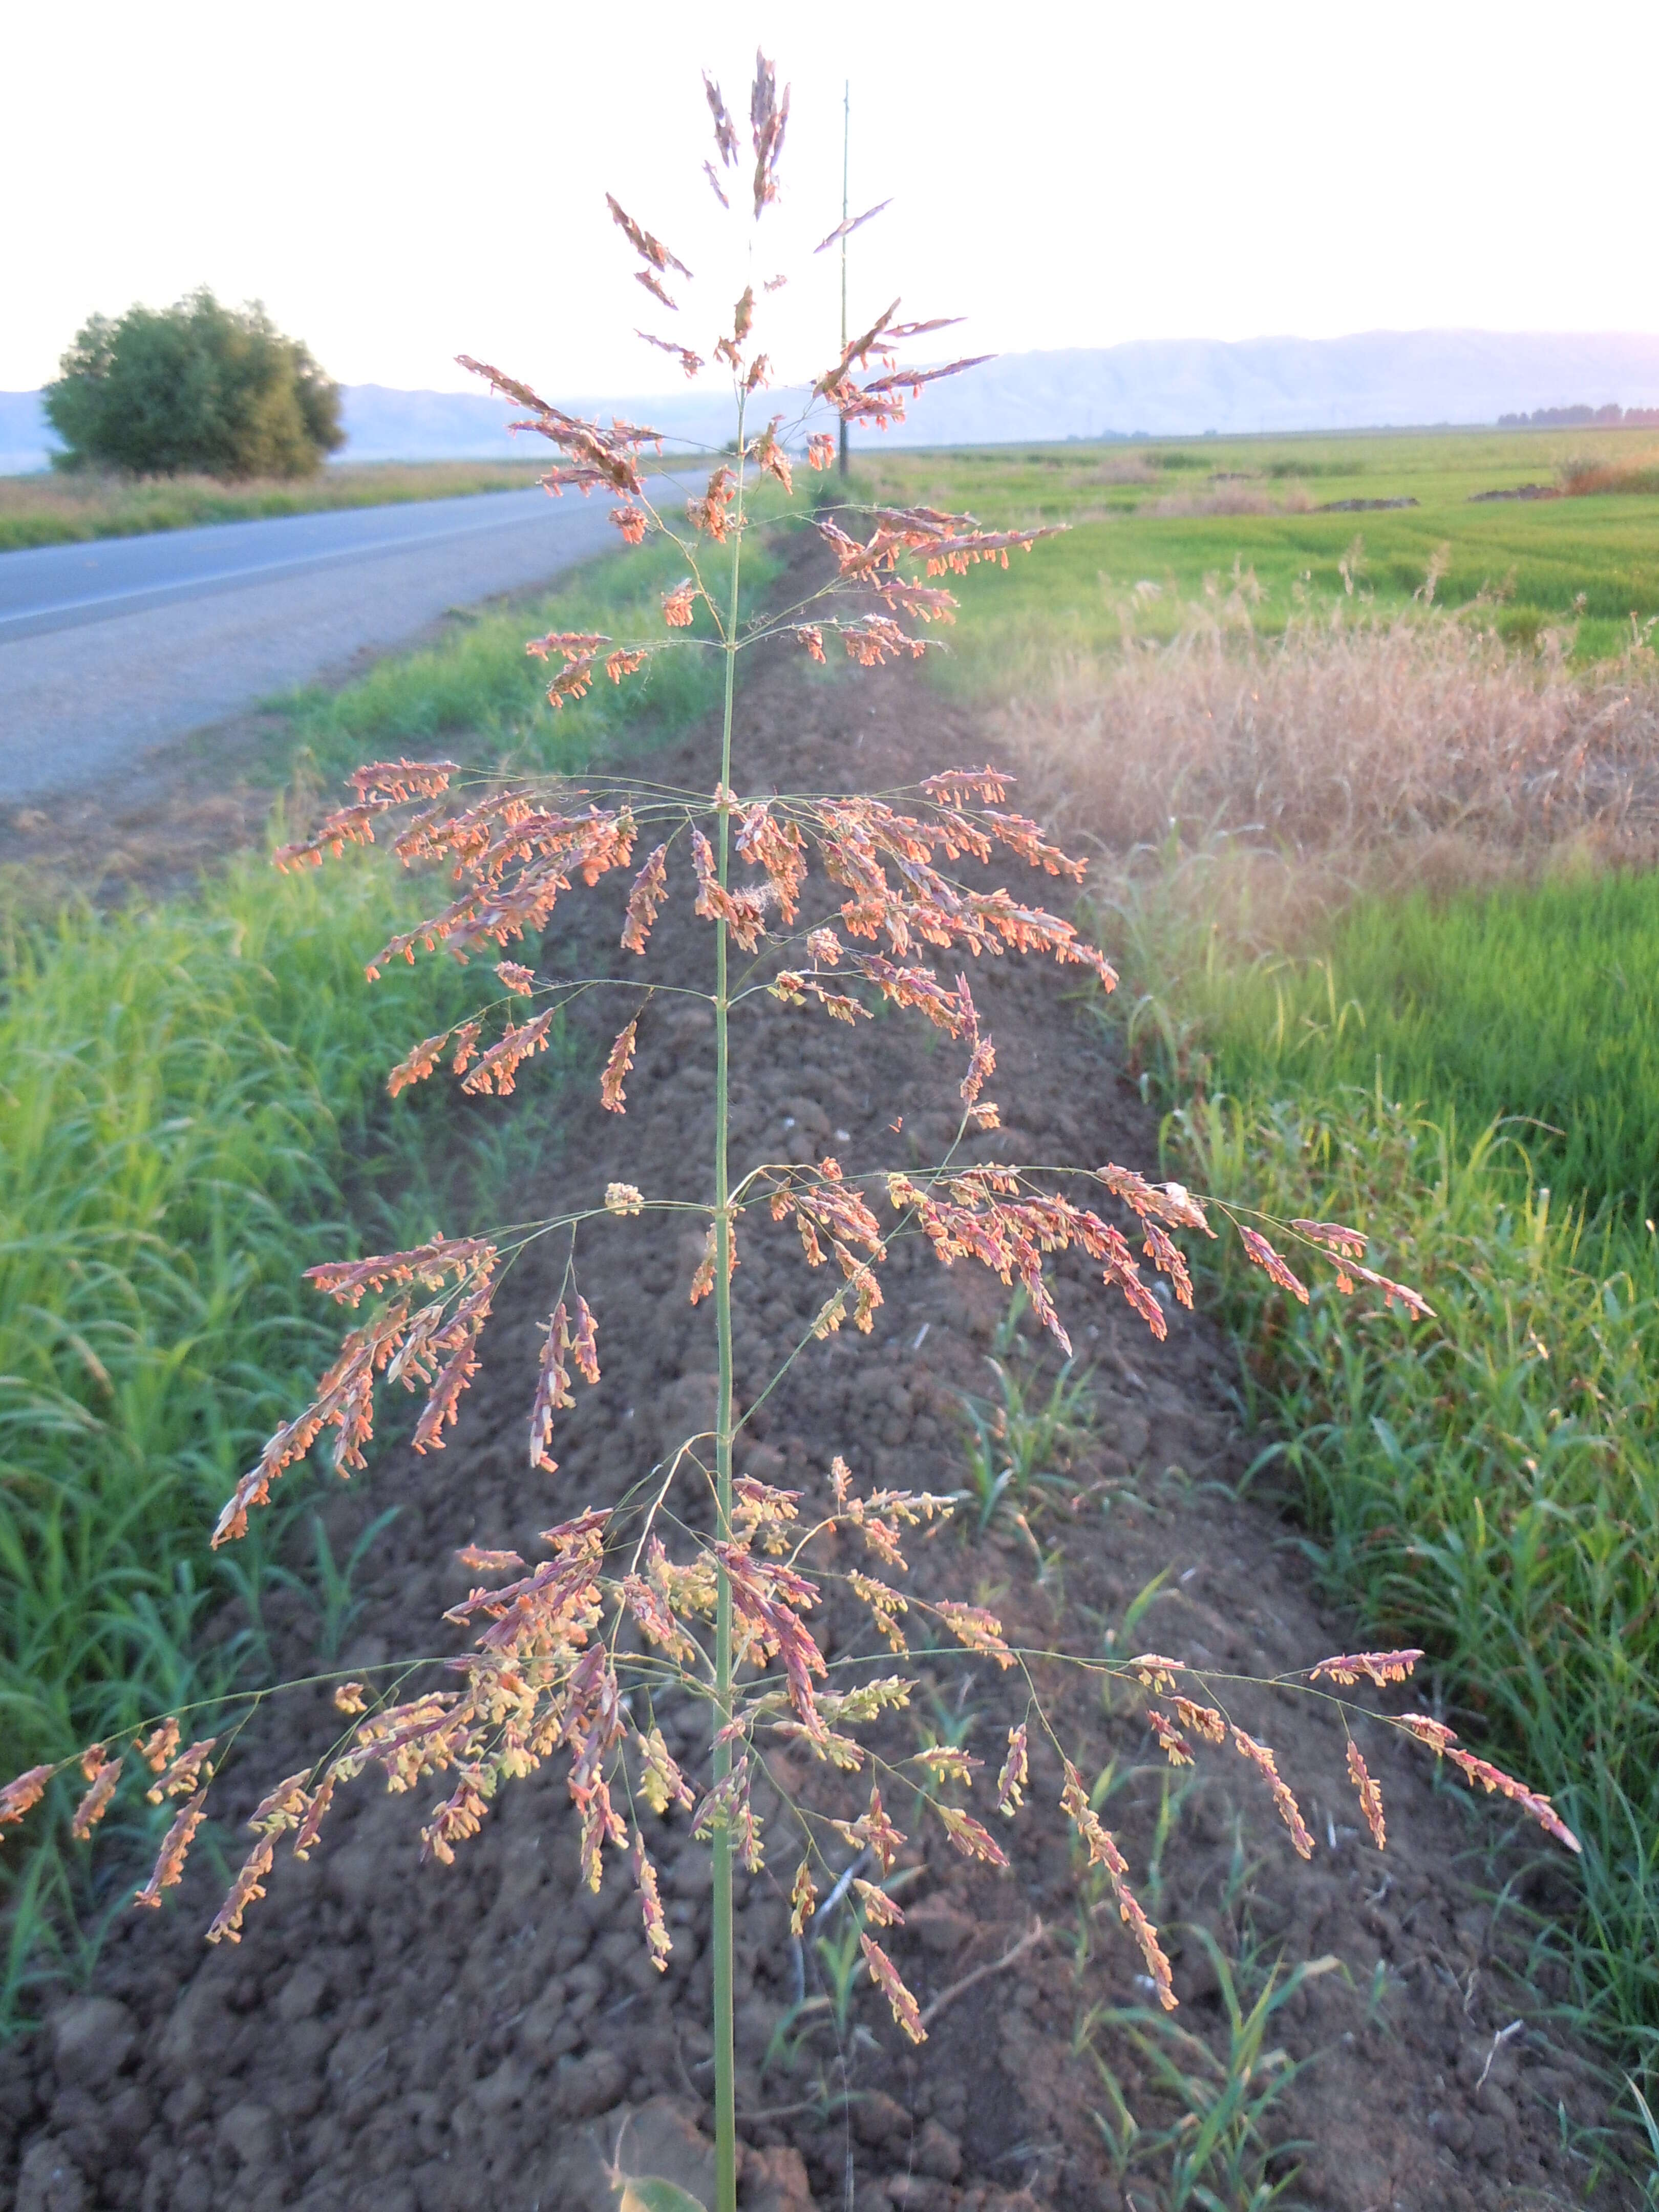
[[1, 532, 741, 2012], [307, 573, 731, 774], [1094, 864, 1659, 2066], [0, 854, 516, 2000], [1136, 869, 1659, 1216], [243, 529, 778, 796]]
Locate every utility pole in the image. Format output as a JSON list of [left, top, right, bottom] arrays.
[[838, 79, 849, 478]]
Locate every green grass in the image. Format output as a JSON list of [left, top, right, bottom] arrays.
[[959, 1306, 1095, 1536], [1093, 863, 1659, 2069], [848, 424, 1659, 676], [1080, 1930, 1329, 2209], [0, 459, 550, 552], [1132, 870, 1659, 1218], [0, 528, 742, 2016], [288, 536, 751, 790], [1, 850, 519, 2002]]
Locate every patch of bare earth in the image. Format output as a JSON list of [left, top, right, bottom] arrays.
[[0, 632, 1626, 2212]]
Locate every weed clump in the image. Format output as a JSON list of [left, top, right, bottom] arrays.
[[1560, 455, 1659, 498]]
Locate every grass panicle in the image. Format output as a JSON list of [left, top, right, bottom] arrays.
[[0, 62, 1543, 2212]]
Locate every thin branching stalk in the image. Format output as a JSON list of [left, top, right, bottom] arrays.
[[710, 380, 749, 2212], [0, 55, 1591, 2212]]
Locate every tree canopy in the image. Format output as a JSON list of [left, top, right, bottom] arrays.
[[45, 290, 345, 479]]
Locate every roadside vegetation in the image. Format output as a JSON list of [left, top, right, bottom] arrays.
[[44, 290, 344, 481], [1, 852, 518, 2001], [0, 457, 550, 554], [283, 531, 774, 794], [0, 535, 737, 2012], [880, 435, 1659, 2070]]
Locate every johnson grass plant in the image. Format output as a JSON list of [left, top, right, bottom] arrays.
[[0, 57, 1586, 2212]]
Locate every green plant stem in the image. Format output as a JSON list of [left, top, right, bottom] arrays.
[[710, 386, 749, 2212], [839, 81, 850, 480]]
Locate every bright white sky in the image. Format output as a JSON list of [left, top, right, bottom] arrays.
[[5, 0, 1656, 399]]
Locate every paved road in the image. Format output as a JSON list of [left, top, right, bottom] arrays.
[[0, 488, 630, 805]]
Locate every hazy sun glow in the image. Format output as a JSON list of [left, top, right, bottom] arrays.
[[7, 0, 1655, 399]]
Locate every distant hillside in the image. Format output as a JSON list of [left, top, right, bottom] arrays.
[[6, 331, 1659, 473], [248, 335, 1659, 454], [887, 331, 1659, 443], [0, 392, 54, 475], [336, 384, 808, 459], [0, 384, 753, 473]]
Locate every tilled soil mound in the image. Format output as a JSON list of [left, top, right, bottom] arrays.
[[1, 623, 1627, 2212]]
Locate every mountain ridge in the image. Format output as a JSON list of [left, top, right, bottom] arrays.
[[5, 330, 1659, 473]]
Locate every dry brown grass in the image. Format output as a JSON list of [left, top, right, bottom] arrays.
[[1559, 452, 1659, 498], [0, 459, 549, 551], [998, 612, 1659, 937], [1090, 456, 1160, 485]]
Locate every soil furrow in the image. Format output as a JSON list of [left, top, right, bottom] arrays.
[[1, 631, 1623, 2212]]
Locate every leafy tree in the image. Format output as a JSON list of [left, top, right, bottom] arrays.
[[44, 289, 344, 479]]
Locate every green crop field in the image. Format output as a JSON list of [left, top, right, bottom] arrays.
[[850, 423, 1659, 673]]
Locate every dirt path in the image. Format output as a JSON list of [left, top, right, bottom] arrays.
[[0, 627, 1627, 2212]]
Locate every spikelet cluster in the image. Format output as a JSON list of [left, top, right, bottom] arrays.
[[1061, 1759, 1175, 2010]]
